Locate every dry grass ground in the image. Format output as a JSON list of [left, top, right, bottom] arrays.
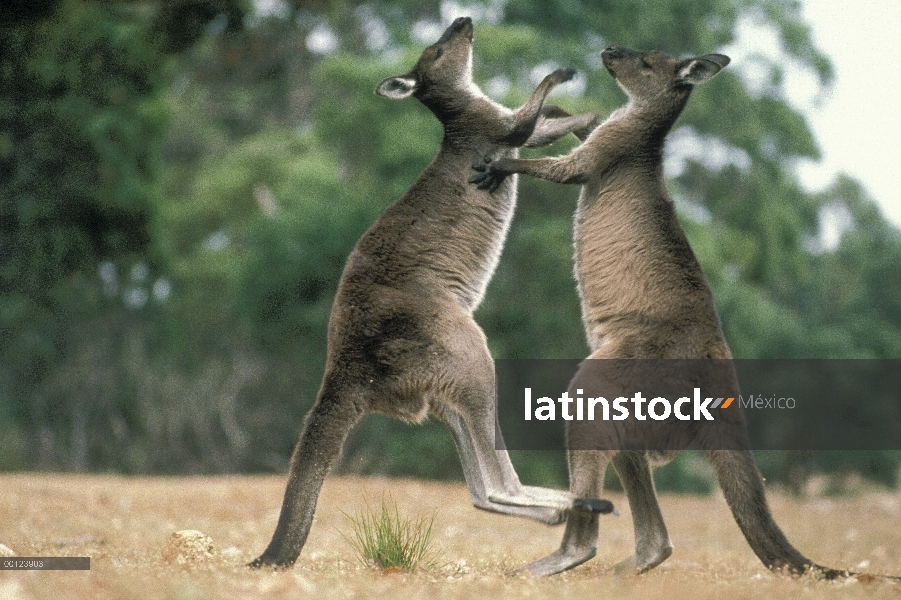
[[1, 473, 900, 599]]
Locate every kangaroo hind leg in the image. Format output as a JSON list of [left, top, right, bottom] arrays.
[[437, 343, 575, 523], [516, 450, 613, 576], [250, 379, 366, 568], [609, 451, 673, 575]]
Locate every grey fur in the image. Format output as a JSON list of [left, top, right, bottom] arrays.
[[472, 45, 856, 580], [248, 17, 600, 569]]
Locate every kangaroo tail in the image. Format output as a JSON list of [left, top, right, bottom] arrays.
[[705, 449, 827, 575]]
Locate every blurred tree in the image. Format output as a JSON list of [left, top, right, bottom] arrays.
[[3, 1, 900, 487], [0, 0, 250, 469], [153, 0, 901, 486], [1, 1, 163, 465]]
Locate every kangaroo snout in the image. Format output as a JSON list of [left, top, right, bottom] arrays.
[[440, 16, 473, 41], [601, 46, 624, 60], [601, 45, 641, 70], [600, 46, 631, 74], [452, 16, 472, 28]]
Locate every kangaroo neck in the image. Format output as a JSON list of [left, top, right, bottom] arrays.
[[430, 92, 511, 155], [613, 91, 688, 149], [582, 92, 689, 194], [419, 86, 481, 131]]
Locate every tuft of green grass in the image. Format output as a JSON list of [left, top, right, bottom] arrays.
[[340, 497, 441, 572]]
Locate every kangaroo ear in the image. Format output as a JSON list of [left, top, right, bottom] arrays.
[[678, 54, 730, 85], [375, 75, 418, 99]]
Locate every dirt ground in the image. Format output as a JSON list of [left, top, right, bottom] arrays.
[[1, 473, 900, 599]]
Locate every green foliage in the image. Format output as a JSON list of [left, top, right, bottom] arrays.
[[340, 497, 441, 572], [340, 416, 463, 481], [2, 0, 900, 491], [652, 453, 717, 494], [0, 1, 168, 443]]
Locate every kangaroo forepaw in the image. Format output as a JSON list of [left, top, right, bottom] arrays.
[[469, 156, 492, 174], [551, 67, 577, 83], [467, 169, 490, 186], [468, 163, 507, 192]]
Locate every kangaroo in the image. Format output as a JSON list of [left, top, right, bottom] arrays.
[[471, 46, 881, 580], [249, 17, 610, 569]]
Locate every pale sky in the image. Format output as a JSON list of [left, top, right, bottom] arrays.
[[279, 0, 901, 228], [795, 1, 901, 227]]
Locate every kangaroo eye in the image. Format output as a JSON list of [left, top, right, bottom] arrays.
[[435, 46, 444, 59], [640, 58, 651, 69]]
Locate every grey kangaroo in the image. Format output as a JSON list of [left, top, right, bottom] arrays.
[[249, 17, 609, 569], [472, 46, 875, 580]]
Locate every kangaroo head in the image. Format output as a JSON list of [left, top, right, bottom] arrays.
[[601, 46, 729, 109], [375, 17, 475, 114]]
